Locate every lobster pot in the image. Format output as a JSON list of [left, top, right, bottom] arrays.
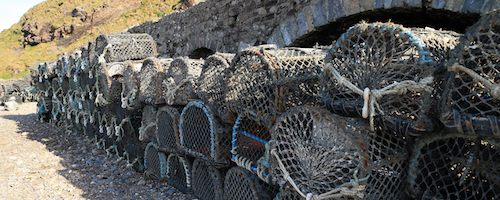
[[93, 33, 157, 63], [83, 109, 98, 140], [226, 46, 326, 128], [191, 159, 225, 200], [164, 57, 203, 106], [43, 61, 57, 83], [156, 105, 181, 153], [274, 185, 304, 200], [362, 128, 410, 199], [55, 56, 68, 80], [139, 105, 157, 143], [121, 61, 143, 110], [96, 62, 126, 108], [123, 115, 144, 172], [270, 106, 370, 199], [322, 22, 437, 136], [179, 100, 232, 166], [67, 55, 76, 81], [80, 46, 90, 72], [196, 53, 236, 123], [231, 115, 271, 177], [441, 10, 500, 136], [166, 154, 192, 193], [37, 96, 52, 123], [407, 133, 500, 199], [144, 142, 162, 181], [224, 166, 278, 200], [138, 58, 170, 105]]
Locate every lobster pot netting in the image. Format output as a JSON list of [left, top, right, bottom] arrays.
[[121, 61, 143, 110], [156, 106, 181, 153], [408, 133, 500, 199], [138, 58, 166, 105], [226, 45, 326, 128], [224, 166, 278, 200], [270, 106, 370, 199], [94, 33, 157, 63], [179, 100, 232, 166], [196, 53, 236, 123], [410, 28, 462, 111], [164, 57, 203, 106], [191, 159, 225, 200], [274, 185, 304, 200], [139, 105, 157, 143], [231, 115, 272, 180], [166, 153, 192, 193], [96, 62, 126, 108], [441, 10, 500, 136], [322, 22, 436, 136], [362, 128, 410, 199], [144, 142, 162, 181]]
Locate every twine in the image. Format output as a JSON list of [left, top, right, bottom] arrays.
[[324, 63, 433, 131], [270, 149, 368, 199], [449, 63, 500, 99]]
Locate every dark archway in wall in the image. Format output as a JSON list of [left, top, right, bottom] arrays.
[[291, 8, 480, 47], [189, 48, 215, 59]]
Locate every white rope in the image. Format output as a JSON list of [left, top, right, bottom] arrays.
[[324, 63, 433, 131], [139, 122, 156, 141], [165, 77, 195, 105], [95, 93, 110, 106], [449, 63, 500, 99], [270, 149, 368, 200]]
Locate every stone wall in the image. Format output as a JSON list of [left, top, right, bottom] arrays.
[[128, 0, 500, 58]]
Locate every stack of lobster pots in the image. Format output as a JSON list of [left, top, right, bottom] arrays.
[[31, 9, 500, 200]]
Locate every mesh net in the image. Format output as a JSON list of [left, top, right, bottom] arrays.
[[179, 100, 232, 166], [224, 166, 278, 200], [139, 105, 157, 143], [270, 106, 370, 199], [144, 142, 162, 181], [231, 115, 271, 179], [196, 53, 236, 123], [138, 58, 164, 105], [441, 10, 500, 136], [363, 128, 410, 199], [94, 33, 157, 63], [121, 61, 143, 110], [226, 46, 326, 128], [156, 105, 181, 153], [407, 132, 500, 199], [164, 57, 203, 106], [191, 158, 225, 200], [322, 22, 436, 136], [166, 153, 192, 193]]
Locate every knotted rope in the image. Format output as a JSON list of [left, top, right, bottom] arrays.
[[448, 63, 500, 99], [324, 63, 433, 131]]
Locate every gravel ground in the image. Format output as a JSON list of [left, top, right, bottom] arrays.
[[0, 102, 196, 200]]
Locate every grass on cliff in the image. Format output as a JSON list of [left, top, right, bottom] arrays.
[[0, 0, 183, 80]]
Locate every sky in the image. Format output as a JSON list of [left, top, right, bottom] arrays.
[[0, 0, 47, 32]]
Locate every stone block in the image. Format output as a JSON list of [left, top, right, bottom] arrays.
[[229, 5, 242, 17], [444, 0, 466, 12], [267, 29, 285, 48], [481, 0, 500, 13], [404, 0, 422, 7], [280, 24, 292, 46], [463, 0, 485, 13], [359, 0, 376, 11], [375, 0, 384, 8], [286, 18, 299, 42], [313, 0, 328, 27], [297, 12, 309, 36], [343, 0, 361, 15], [430, 0, 446, 9]]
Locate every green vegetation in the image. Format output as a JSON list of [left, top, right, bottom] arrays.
[[0, 0, 184, 79]]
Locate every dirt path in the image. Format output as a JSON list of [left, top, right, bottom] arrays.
[[0, 102, 195, 199]]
